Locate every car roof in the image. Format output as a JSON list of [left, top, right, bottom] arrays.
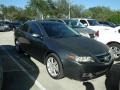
[[26, 20, 64, 25], [72, 18, 95, 20], [44, 19, 66, 24]]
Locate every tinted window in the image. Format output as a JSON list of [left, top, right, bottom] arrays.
[[28, 23, 42, 35], [88, 20, 100, 26], [20, 24, 28, 32], [40, 22, 79, 38], [67, 20, 85, 28]]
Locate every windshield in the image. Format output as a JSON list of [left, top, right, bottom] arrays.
[[41, 22, 80, 38], [64, 20, 85, 28], [88, 20, 100, 26], [108, 22, 117, 27]]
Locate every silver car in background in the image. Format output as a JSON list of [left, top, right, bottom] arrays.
[[0, 21, 10, 31], [45, 19, 96, 39], [63, 19, 96, 39]]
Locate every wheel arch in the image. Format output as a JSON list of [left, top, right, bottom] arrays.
[[43, 50, 63, 64], [107, 41, 120, 45]]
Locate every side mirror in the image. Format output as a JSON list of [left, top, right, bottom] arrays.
[[32, 33, 40, 38], [83, 23, 88, 27], [31, 33, 44, 40]]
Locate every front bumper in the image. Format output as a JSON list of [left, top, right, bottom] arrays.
[[63, 59, 113, 81]]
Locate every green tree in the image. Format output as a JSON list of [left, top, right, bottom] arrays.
[[71, 5, 85, 18], [108, 11, 120, 24], [28, 0, 56, 19], [88, 6, 113, 21]]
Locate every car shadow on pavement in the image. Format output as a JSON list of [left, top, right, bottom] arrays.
[[105, 62, 120, 90], [0, 45, 40, 90]]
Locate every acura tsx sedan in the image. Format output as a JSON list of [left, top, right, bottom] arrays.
[[14, 20, 113, 80]]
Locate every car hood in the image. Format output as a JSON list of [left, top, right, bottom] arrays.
[[88, 26, 113, 31], [115, 26, 120, 30], [48, 36, 109, 56], [73, 27, 95, 34]]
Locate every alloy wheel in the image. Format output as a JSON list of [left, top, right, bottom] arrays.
[[46, 57, 59, 77], [110, 46, 120, 59]]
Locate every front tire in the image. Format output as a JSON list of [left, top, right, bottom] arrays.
[[45, 53, 64, 79], [108, 43, 120, 61], [105, 63, 120, 90]]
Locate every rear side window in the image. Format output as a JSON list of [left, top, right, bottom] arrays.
[[80, 20, 87, 24], [20, 24, 28, 32]]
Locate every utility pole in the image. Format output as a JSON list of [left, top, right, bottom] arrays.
[[68, 0, 71, 19], [37, 8, 44, 20]]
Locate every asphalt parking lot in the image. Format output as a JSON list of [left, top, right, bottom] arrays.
[[0, 31, 120, 90]]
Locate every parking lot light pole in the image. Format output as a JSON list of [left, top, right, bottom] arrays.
[[68, 1, 71, 19]]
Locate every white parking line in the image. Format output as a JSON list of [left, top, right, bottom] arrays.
[[0, 46, 46, 90]]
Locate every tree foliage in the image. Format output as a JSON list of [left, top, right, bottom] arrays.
[[0, 0, 120, 24], [108, 11, 120, 24], [88, 6, 113, 21], [71, 5, 85, 18]]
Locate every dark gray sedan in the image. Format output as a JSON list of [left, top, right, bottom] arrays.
[[14, 21, 113, 81]]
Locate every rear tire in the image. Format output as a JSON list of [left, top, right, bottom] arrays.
[[108, 43, 120, 61], [45, 53, 64, 79]]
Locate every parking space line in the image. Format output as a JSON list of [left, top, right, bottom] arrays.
[[0, 46, 46, 90]]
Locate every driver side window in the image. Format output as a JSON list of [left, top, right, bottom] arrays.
[[20, 24, 29, 32], [28, 23, 42, 36]]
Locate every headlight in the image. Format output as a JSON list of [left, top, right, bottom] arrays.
[[68, 54, 94, 63], [75, 56, 94, 62], [80, 33, 90, 38]]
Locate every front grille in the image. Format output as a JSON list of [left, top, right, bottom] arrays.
[[96, 53, 111, 63], [89, 34, 95, 38]]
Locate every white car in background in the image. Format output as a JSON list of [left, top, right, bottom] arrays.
[[73, 18, 114, 35], [114, 26, 120, 33], [73, 18, 120, 60], [97, 30, 120, 60]]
